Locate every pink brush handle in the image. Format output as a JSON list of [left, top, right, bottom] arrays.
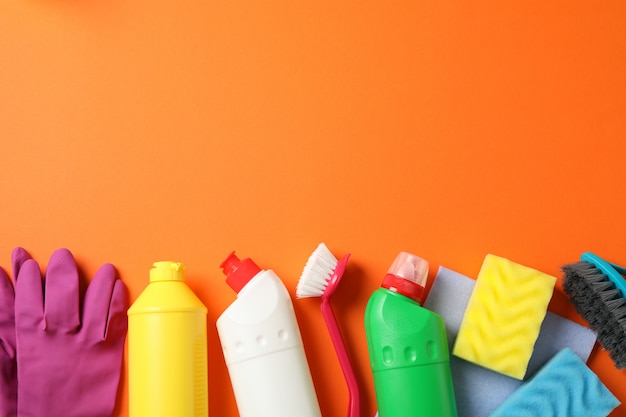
[[321, 298, 360, 417]]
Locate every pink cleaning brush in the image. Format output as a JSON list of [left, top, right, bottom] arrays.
[[296, 243, 360, 417]]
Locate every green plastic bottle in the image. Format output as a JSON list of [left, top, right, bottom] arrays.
[[365, 252, 458, 417]]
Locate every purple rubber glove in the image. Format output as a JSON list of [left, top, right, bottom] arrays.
[[13, 248, 128, 417], [0, 248, 31, 417]]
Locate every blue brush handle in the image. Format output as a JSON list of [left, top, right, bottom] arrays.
[[581, 252, 626, 297]]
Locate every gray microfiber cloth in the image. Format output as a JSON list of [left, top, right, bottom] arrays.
[[423, 266, 598, 417]]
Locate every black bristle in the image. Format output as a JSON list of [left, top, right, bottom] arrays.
[[562, 260, 626, 369]]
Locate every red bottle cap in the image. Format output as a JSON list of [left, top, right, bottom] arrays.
[[381, 252, 428, 302], [220, 251, 262, 293]]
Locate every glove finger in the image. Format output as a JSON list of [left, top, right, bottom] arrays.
[[0, 271, 17, 417], [105, 278, 128, 341], [0, 267, 14, 308], [44, 248, 80, 332], [82, 263, 118, 340], [0, 267, 16, 358], [11, 247, 32, 278], [14, 259, 44, 330]]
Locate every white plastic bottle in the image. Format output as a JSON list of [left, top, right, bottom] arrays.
[[216, 252, 322, 417]]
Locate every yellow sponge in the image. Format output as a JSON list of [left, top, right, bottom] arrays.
[[452, 254, 556, 380]]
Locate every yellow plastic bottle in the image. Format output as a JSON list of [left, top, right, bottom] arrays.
[[128, 261, 208, 417]]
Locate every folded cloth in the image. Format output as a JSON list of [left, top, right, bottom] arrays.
[[489, 348, 619, 417], [423, 266, 597, 417]]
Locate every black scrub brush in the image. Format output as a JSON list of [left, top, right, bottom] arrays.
[[562, 251, 626, 369]]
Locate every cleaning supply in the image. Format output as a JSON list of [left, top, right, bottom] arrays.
[[489, 348, 620, 417], [453, 254, 556, 379], [128, 261, 208, 417], [296, 243, 360, 417], [562, 251, 626, 369], [365, 252, 457, 417], [216, 251, 321, 417], [13, 247, 128, 417], [425, 266, 597, 417]]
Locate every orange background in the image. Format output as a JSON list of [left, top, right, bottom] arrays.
[[1, 0, 625, 416]]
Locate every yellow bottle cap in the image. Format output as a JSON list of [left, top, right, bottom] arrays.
[[150, 261, 186, 282]]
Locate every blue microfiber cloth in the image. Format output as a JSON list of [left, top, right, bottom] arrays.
[[422, 266, 598, 417], [489, 348, 619, 417]]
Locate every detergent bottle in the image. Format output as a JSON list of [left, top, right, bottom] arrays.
[[216, 252, 321, 417], [128, 261, 208, 417], [365, 252, 458, 417]]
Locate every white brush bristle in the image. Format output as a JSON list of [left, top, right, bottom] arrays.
[[296, 243, 338, 298]]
